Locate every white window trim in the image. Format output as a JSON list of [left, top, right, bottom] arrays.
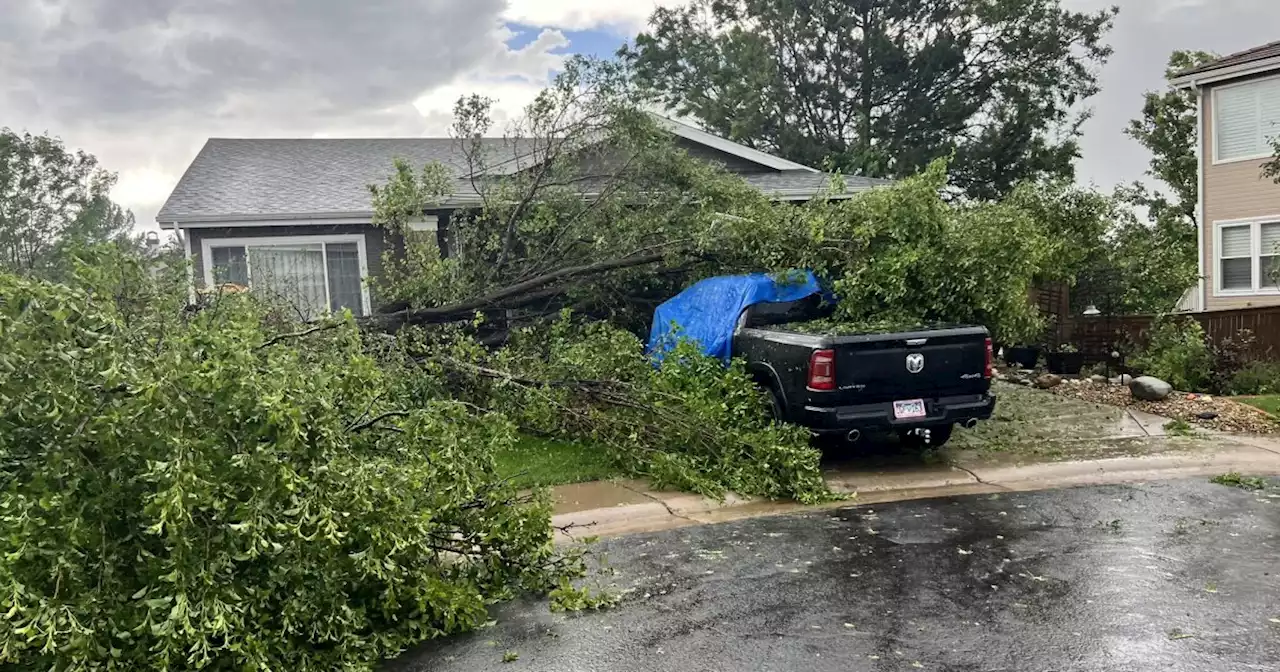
[[200, 233, 371, 316], [1213, 216, 1280, 297], [1211, 71, 1280, 165], [407, 215, 439, 232]]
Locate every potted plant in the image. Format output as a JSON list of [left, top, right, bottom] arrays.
[[1046, 343, 1085, 375], [1004, 344, 1041, 369]]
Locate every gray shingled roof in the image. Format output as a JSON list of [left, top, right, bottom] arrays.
[[157, 137, 889, 223], [1175, 40, 1280, 78], [741, 171, 892, 197]]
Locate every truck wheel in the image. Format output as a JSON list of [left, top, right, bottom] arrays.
[[899, 424, 953, 449], [765, 387, 787, 425]]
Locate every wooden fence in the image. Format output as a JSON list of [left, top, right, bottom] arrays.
[[1028, 283, 1280, 363], [1065, 305, 1280, 363]]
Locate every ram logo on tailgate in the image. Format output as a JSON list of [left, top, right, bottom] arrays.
[[905, 353, 925, 374]]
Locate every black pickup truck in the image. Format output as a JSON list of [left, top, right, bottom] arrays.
[[734, 296, 995, 447]]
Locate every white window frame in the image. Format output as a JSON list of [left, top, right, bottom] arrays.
[[200, 233, 371, 316], [1213, 216, 1280, 296], [1212, 72, 1280, 165]]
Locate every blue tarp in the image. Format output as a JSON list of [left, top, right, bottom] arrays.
[[646, 270, 829, 364]]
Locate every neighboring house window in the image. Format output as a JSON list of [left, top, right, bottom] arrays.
[[202, 235, 368, 318], [1214, 76, 1280, 162], [1216, 220, 1280, 293]]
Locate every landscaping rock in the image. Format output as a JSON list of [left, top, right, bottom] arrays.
[[1047, 383, 1279, 434], [1108, 374, 1133, 386], [1197, 411, 1219, 421], [1089, 375, 1107, 385], [1129, 376, 1173, 401], [1034, 374, 1063, 389]]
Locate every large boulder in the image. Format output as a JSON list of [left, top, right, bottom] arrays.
[[1130, 376, 1173, 401]]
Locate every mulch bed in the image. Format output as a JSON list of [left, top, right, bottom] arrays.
[[1048, 379, 1280, 434]]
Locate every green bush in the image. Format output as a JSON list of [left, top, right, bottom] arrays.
[[1130, 316, 1212, 392], [1227, 360, 1280, 396], [0, 255, 572, 670]]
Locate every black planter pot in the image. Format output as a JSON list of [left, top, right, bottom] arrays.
[[1005, 346, 1040, 369], [1045, 352, 1085, 375]]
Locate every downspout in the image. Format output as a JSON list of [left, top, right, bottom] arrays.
[[1194, 80, 1206, 312], [175, 221, 196, 305]]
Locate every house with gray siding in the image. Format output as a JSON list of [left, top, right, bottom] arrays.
[[157, 116, 887, 318]]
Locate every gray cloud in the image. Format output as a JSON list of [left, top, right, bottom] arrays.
[[5, 0, 1280, 231], [1072, 0, 1280, 192], [7, 0, 510, 123], [0, 0, 567, 228]]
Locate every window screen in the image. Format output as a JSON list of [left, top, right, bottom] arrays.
[[1220, 226, 1252, 291], [1262, 223, 1280, 289], [210, 246, 249, 285], [1216, 78, 1280, 161], [326, 242, 363, 313]]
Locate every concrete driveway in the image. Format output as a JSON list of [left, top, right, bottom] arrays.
[[390, 478, 1280, 672]]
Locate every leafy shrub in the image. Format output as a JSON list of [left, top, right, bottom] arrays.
[[1208, 329, 1258, 394], [0, 255, 573, 670], [1129, 316, 1212, 392], [422, 314, 835, 504], [1226, 360, 1280, 396]]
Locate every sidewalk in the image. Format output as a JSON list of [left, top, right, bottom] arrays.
[[550, 433, 1280, 539]]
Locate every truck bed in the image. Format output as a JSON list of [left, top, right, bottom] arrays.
[[734, 322, 994, 436]]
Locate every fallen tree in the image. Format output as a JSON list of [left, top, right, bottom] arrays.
[[0, 249, 597, 671]]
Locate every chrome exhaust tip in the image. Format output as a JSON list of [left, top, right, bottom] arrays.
[[963, 418, 978, 429], [846, 429, 861, 443]]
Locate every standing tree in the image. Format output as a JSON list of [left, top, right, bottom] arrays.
[[0, 129, 136, 277], [623, 0, 1117, 199], [1123, 50, 1218, 224], [1097, 50, 1219, 312]]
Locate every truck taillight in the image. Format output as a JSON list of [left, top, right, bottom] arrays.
[[807, 349, 836, 391], [984, 337, 993, 379]]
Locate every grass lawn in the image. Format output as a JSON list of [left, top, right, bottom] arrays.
[[1234, 395, 1280, 417], [493, 435, 621, 488]]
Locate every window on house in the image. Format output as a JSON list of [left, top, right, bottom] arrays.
[[1263, 222, 1280, 289], [1216, 221, 1280, 293], [1214, 77, 1280, 162], [1220, 225, 1252, 290], [206, 238, 366, 318]]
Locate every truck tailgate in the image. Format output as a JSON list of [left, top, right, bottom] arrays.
[[826, 328, 988, 405]]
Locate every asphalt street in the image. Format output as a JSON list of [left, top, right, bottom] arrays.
[[392, 478, 1280, 672]]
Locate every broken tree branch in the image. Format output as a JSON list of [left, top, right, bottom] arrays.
[[348, 410, 412, 433], [368, 243, 693, 329]]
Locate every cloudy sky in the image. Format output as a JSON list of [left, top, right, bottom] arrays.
[[2, 0, 1279, 230]]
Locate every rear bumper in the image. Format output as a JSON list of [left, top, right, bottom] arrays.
[[797, 392, 996, 433]]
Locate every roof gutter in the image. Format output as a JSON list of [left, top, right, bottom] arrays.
[[158, 184, 888, 227], [1171, 55, 1280, 89]]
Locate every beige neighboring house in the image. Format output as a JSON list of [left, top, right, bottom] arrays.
[[1172, 42, 1280, 312]]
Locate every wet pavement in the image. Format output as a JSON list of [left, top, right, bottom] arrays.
[[392, 478, 1280, 672]]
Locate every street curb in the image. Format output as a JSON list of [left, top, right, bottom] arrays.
[[551, 439, 1280, 539]]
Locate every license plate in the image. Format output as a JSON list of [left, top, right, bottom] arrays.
[[893, 399, 927, 419]]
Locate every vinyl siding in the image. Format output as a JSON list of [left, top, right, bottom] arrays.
[[1201, 84, 1280, 310]]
